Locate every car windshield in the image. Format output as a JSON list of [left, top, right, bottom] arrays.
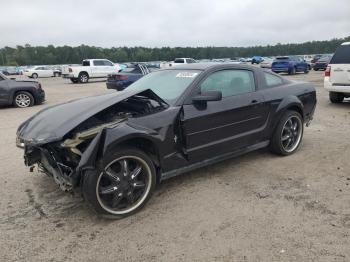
[[127, 69, 201, 104]]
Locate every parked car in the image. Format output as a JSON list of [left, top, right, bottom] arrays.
[[301, 55, 313, 64], [106, 63, 155, 91], [17, 63, 316, 218], [23, 66, 61, 79], [260, 57, 274, 68], [271, 56, 310, 74], [0, 72, 45, 108], [167, 58, 196, 67], [310, 54, 323, 68], [251, 56, 264, 64], [61, 59, 120, 83], [2, 67, 18, 75], [324, 42, 350, 103], [313, 55, 332, 71]]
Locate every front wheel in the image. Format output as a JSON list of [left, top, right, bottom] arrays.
[[13, 91, 34, 108], [270, 110, 304, 156], [82, 147, 156, 219], [32, 73, 38, 79]]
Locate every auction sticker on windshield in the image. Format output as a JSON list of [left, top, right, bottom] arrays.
[[176, 72, 198, 78]]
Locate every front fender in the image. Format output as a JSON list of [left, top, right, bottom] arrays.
[[9, 87, 36, 104], [74, 122, 163, 183]]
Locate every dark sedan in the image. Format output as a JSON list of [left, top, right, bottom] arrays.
[[106, 63, 156, 91], [17, 63, 316, 218], [313, 55, 332, 71], [0, 73, 45, 108]]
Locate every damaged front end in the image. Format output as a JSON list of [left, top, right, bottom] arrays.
[[17, 89, 168, 192]]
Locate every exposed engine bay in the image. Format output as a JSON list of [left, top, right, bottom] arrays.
[[21, 92, 168, 191]]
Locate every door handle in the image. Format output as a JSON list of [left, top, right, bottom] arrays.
[[251, 99, 259, 104]]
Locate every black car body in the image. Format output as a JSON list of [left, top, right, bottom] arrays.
[[313, 55, 332, 71], [0, 73, 45, 108], [17, 64, 316, 218], [106, 64, 155, 91]]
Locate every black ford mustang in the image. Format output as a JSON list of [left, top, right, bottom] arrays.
[[16, 63, 316, 218]]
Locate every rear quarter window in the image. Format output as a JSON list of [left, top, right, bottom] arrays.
[[330, 45, 350, 64], [264, 72, 283, 87]]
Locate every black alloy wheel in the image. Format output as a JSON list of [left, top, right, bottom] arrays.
[[82, 147, 156, 218]]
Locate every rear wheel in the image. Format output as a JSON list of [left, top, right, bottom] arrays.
[[82, 147, 156, 219], [13, 91, 34, 108], [32, 73, 38, 79], [270, 110, 304, 156], [54, 72, 60, 77], [329, 92, 344, 103], [288, 67, 296, 75], [79, 72, 89, 83]]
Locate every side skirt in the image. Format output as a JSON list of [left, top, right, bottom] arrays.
[[160, 140, 270, 181]]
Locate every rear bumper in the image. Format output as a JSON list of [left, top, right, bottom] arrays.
[[272, 67, 289, 72], [324, 77, 350, 94], [106, 81, 126, 91]]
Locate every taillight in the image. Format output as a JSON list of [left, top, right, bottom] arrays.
[[68, 68, 72, 73], [116, 75, 128, 80], [325, 66, 331, 77]]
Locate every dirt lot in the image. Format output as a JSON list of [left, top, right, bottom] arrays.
[[1, 71, 349, 262]]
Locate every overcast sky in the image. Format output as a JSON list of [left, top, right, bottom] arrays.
[[1, 0, 349, 48]]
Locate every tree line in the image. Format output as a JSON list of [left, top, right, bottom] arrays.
[[0, 36, 349, 66]]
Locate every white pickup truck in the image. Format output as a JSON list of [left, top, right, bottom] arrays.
[[62, 59, 120, 83], [161, 58, 197, 68]]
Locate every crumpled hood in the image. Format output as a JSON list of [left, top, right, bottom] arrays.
[[17, 89, 152, 144]]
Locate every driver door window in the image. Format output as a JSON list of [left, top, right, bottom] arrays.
[[200, 69, 255, 97]]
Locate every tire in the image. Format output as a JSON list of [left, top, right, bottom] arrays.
[[270, 110, 304, 156], [32, 73, 38, 79], [13, 91, 35, 108], [304, 67, 309, 74], [70, 78, 79, 83], [329, 92, 344, 103], [54, 72, 59, 77], [288, 67, 296, 75], [78, 72, 89, 83], [82, 147, 156, 219], [314, 68, 319, 71]]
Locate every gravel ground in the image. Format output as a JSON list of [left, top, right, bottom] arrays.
[[0, 71, 349, 262]]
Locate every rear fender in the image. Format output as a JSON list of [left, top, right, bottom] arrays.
[[271, 95, 304, 131]]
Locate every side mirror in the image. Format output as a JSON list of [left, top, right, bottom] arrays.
[[192, 90, 222, 103]]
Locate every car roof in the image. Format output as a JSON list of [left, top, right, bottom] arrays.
[[161, 62, 258, 71]]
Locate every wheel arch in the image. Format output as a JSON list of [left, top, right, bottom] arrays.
[[271, 96, 304, 132], [76, 127, 163, 186], [79, 71, 89, 77], [10, 89, 36, 104]]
